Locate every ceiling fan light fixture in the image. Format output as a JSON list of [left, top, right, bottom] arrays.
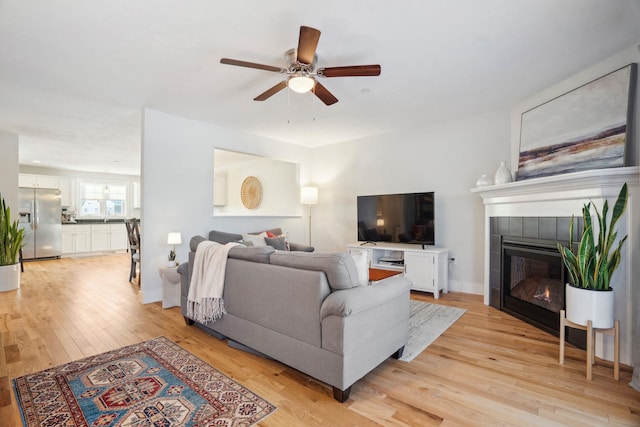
[[287, 74, 316, 93]]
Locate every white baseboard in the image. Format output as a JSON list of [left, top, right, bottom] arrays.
[[449, 280, 484, 296]]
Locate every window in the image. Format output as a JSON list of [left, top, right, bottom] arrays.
[[79, 183, 127, 218]]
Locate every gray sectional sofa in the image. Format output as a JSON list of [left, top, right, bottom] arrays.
[[178, 229, 411, 402]]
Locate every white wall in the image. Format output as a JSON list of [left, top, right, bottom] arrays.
[[0, 131, 19, 211], [141, 109, 312, 303], [309, 110, 511, 295], [214, 156, 301, 217]]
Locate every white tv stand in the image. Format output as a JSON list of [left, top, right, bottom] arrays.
[[346, 242, 449, 299]]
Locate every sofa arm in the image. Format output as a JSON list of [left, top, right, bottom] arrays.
[[320, 275, 410, 319], [320, 275, 410, 356]]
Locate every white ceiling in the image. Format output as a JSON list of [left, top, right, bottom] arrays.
[[1, 0, 639, 176]]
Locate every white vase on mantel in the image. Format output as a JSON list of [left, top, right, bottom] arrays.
[[494, 161, 513, 184], [475, 174, 493, 187]]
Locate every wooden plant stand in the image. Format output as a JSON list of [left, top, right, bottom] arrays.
[[559, 309, 619, 380]]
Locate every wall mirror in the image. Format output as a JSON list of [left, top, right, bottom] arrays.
[[213, 149, 302, 217]]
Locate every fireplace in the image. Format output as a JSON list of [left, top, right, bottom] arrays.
[[502, 238, 565, 335], [473, 167, 638, 365], [489, 217, 585, 348]]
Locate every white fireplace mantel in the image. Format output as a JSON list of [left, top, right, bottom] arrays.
[[471, 166, 639, 366], [472, 166, 639, 216]]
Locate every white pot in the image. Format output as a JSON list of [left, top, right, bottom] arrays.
[[565, 283, 615, 329], [167, 260, 177, 268], [0, 263, 21, 292]]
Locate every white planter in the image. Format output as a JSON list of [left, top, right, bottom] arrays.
[[565, 283, 615, 329], [0, 263, 21, 292]]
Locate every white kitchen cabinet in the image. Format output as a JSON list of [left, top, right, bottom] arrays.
[[19, 173, 59, 189], [58, 177, 75, 207], [110, 225, 128, 251], [346, 242, 449, 298], [91, 224, 127, 252], [91, 224, 111, 251], [61, 225, 91, 254]]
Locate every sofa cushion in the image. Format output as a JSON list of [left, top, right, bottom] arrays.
[[241, 232, 268, 247], [265, 236, 288, 251], [349, 251, 369, 286], [270, 252, 360, 290], [289, 242, 315, 252], [252, 228, 283, 237], [209, 230, 243, 244], [228, 246, 274, 263]]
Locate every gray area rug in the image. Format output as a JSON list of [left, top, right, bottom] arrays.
[[400, 300, 467, 362]]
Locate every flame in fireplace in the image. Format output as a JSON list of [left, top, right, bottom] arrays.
[[534, 287, 552, 303]]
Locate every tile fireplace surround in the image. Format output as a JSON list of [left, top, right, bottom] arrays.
[[472, 166, 639, 366]]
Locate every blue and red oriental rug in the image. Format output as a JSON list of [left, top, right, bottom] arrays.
[[12, 336, 276, 426]]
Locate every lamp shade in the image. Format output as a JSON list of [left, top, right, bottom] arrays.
[[167, 232, 182, 245], [300, 186, 318, 205]]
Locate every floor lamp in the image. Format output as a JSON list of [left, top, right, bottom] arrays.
[[301, 186, 318, 245]]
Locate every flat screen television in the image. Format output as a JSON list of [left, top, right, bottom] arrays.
[[357, 192, 435, 245]]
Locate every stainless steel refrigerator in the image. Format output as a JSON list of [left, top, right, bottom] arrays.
[[18, 188, 62, 260]]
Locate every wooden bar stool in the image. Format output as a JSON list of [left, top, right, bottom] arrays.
[[559, 309, 619, 380]]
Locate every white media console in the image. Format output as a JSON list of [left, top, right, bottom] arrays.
[[346, 242, 449, 298]]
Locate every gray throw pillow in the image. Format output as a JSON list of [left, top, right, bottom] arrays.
[[265, 236, 288, 251]]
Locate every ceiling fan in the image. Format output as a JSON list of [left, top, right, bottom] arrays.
[[220, 26, 381, 106]]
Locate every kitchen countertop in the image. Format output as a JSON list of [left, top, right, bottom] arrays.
[[62, 219, 126, 224]]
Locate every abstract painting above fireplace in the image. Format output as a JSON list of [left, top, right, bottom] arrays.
[[517, 63, 637, 180]]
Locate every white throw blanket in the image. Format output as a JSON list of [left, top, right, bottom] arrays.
[[187, 241, 241, 323]]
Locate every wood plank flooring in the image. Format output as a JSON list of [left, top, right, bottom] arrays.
[[0, 254, 638, 426]]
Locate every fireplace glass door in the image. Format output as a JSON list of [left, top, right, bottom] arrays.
[[502, 241, 565, 335]]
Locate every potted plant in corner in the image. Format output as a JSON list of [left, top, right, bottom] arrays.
[[556, 183, 628, 329], [0, 193, 25, 292]]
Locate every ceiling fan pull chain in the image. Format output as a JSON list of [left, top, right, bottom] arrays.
[[287, 86, 291, 124], [312, 88, 316, 122]]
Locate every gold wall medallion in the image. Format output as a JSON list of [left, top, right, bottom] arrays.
[[240, 176, 262, 209]]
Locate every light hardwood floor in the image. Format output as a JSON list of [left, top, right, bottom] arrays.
[[0, 254, 638, 426]]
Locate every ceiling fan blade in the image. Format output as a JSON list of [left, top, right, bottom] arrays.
[[220, 58, 286, 73], [296, 26, 321, 65], [313, 81, 338, 106], [254, 80, 288, 101], [318, 65, 381, 77]]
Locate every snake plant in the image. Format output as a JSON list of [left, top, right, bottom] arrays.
[[557, 183, 628, 290], [0, 193, 25, 266]]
